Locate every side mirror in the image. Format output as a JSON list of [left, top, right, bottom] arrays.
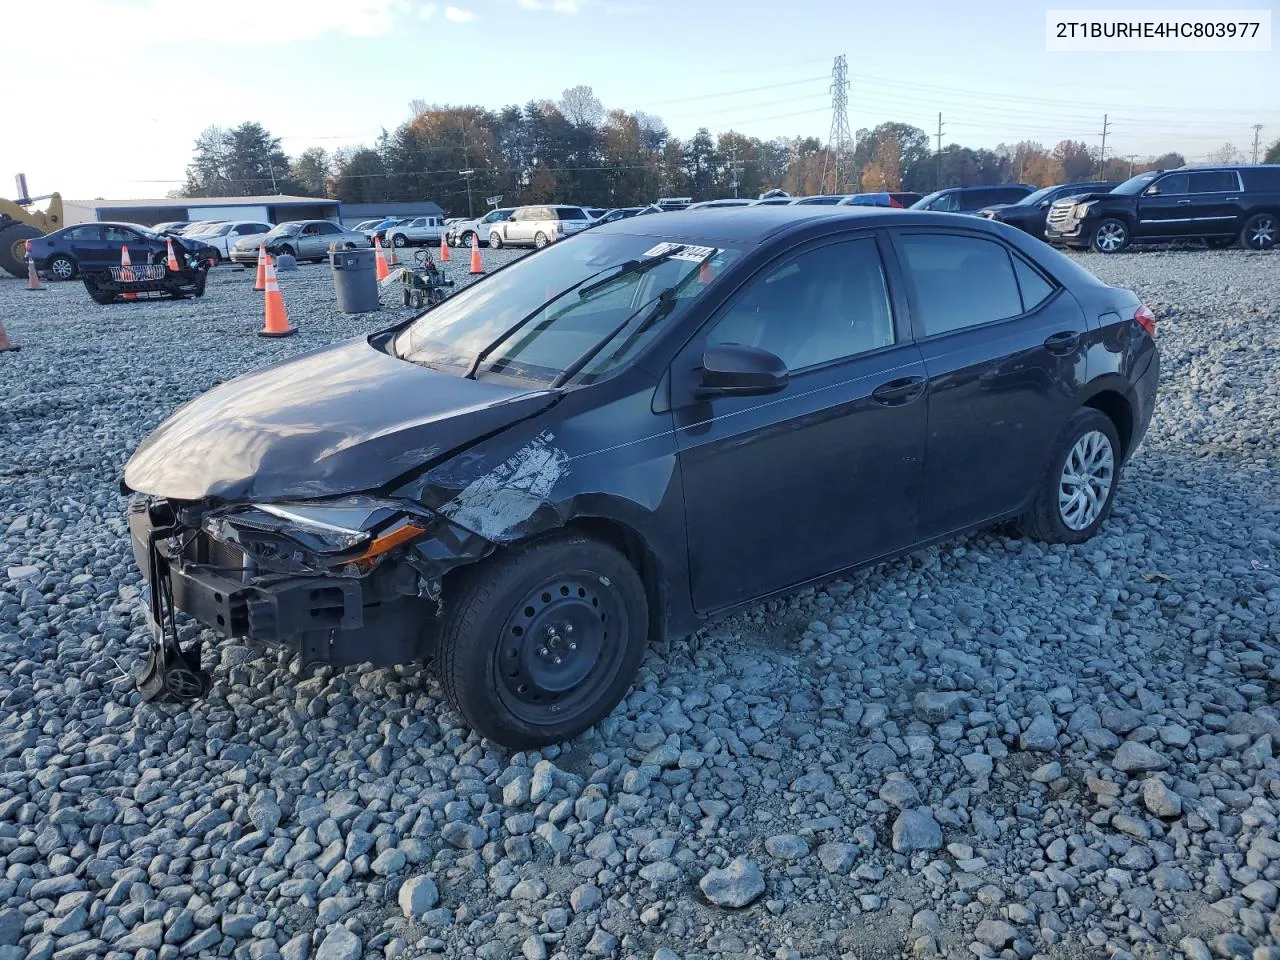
[[1040, 200, 1051, 208], [1144, 186, 1159, 196], [699, 343, 788, 396]]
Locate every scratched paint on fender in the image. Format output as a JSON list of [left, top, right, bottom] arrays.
[[438, 430, 570, 540]]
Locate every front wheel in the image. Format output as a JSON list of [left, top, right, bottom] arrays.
[[278, 245, 296, 259], [1018, 408, 1122, 545], [438, 534, 649, 748], [1091, 219, 1129, 254], [393, 234, 408, 247], [460, 232, 474, 248], [1241, 213, 1276, 251]]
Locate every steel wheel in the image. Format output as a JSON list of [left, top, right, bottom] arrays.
[[1058, 430, 1115, 531], [1243, 214, 1276, 251], [1093, 220, 1127, 253], [495, 573, 626, 726], [49, 256, 76, 280]]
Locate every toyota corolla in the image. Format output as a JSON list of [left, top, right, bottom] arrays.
[[122, 206, 1159, 748]]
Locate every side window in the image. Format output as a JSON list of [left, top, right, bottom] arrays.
[[931, 193, 959, 212], [1189, 171, 1238, 193], [706, 238, 894, 371], [898, 233, 1023, 337], [103, 226, 140, 243], [1151, 174, 1189, 195], [65, 226, 101, 241], [1011, 255, 1056, 311]]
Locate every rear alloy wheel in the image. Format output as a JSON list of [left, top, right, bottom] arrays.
[[48, 255, 77, 280], [1241, 213, 1276, 251], [1018, 408, 1122, 544], [489, 233, 503, 249], [438, 533, 648, 748], [534, 231, 549, 249], [1091, 219, 1129, 254]]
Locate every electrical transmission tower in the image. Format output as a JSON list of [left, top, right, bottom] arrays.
[[821, 55, 851, 195]]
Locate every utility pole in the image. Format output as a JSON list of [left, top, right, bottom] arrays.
[[1253, 124, 1264, 163], [459, 169, 476, 217], [728, 143, 743, 199], [821, 55, 851, 194], [1125, 154, 1139, 177], [1098, 114, 1110, 174], [935, 113, 945, 190]]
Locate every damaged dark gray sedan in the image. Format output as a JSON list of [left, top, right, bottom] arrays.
[[123, 206, 1159, 747]]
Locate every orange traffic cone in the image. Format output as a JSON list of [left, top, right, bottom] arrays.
[[26, 244, 43, 290], [0, 316, 19, 352], [439, 232, 450, 263], [120, 246, 137, 300], [254, 243, 268, 291], [469, 241, 484, 276], [258, 262, 295, 338], [374, 238, 390, 281], [165, 237, 180, 272], [388, 240, 400, 266]]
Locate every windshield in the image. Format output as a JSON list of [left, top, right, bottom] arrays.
[[393, 232, 740, 385], [1112, 172, 1160, 195], [1018, 186, 1060, 206], [268, 223, 301, 237]]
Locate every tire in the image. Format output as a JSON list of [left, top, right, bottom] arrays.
[[47, 255, 77, 281], [0, 223, 43, 278], [1018, 408, 1122, 545], [438, 533, 649, 748], [489, 233, 503, 250], [1205, 237, 1235, 250], [1240, 212, 1277, 251], [279, 245, 296, 260], [393, 234, 407, 247], [534, 231, 548, 249], [402, 288, 412, 307], [1091, 219, 1129, 254], [461, 232, 474, 248]]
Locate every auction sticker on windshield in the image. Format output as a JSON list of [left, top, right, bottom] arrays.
[[642, 242, 718, 262]]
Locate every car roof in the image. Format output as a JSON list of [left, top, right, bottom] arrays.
[[587, 206, 985, 245]]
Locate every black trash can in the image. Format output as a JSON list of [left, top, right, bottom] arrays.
[[330, 248, 380, 314]]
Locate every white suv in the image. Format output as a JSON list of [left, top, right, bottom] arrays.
[[449, 208, 514, 248], [488, 205, 592, 249]]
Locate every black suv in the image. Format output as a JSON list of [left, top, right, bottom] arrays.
[[910, 184, 1036, 214], [978, 181, 1119, 240], [1044, 165, 1280, 253]]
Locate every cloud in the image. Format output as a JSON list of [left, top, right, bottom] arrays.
[[516, 0, 590, 11], [420, 2, 438, 16], [443, 4, 475, 21]]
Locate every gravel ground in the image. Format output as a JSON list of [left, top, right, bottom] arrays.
[[0, 246, 1278, 960]]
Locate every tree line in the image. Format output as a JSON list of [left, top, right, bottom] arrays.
[[178, 86, 1280, 215]]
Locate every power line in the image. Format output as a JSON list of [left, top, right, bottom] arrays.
[[630, 75, 829, 109]]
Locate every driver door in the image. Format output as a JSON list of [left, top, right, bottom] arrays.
[[1135, 172, 1191, 237], [671, 233, 928, 613]]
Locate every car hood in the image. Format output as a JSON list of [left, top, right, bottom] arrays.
[[123, 338, 557, 502], [1052, 191, 1112, 206]]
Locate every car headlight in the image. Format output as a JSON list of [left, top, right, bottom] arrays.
[[206, 498, 428, 568], [1073, 201, 1097, 216]]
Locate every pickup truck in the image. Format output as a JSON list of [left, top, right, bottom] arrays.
[[1044, 164, 1280, 253]]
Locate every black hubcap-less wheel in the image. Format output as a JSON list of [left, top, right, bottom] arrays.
[[497, 574, 624, 724]]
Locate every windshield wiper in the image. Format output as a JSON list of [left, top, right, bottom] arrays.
[[575, 246, 684, 299], [550, 247, 714, 389], [462, 252, 682, 380]]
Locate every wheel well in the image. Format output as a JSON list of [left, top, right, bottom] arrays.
[[1084, 390, 1133, 456], [564, 517, 665, 646]]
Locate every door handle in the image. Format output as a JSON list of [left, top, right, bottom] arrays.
[[871, 375, 926, 406], [1225, 196, 1240, 201], [1176, 199, 1192, 204], [1043, 331, 1080, 354]]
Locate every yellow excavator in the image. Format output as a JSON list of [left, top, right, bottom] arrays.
[[1, 174, 63, 278]]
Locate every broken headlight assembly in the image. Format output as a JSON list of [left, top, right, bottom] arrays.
[[205, 497, 429, 573]]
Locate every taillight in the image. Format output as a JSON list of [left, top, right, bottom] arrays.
[[1135, 305, 1156, 338]]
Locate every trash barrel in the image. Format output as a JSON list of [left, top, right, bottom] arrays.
[[330, 248, 380, 314]]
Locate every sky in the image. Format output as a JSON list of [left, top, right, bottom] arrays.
[[6, 0, 1278, 201]]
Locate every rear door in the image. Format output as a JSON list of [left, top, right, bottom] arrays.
[[1187, 170, 1244, 235], [890, 227, 1088, 539], [62, 225, 106, 266], [673, 232, 928, 612]]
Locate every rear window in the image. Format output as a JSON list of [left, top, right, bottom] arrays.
[[1190, 171, 1239, 193], [1241, 167, 1280, 191], [555, 207, 588, 220], [899, 233, 1024, 336]]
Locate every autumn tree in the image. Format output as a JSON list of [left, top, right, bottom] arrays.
[[290, 147, 331, 197], [1266, 139, 1280, 164], [558, 85, 604, 127], [1053, 140, 1096, 181]]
